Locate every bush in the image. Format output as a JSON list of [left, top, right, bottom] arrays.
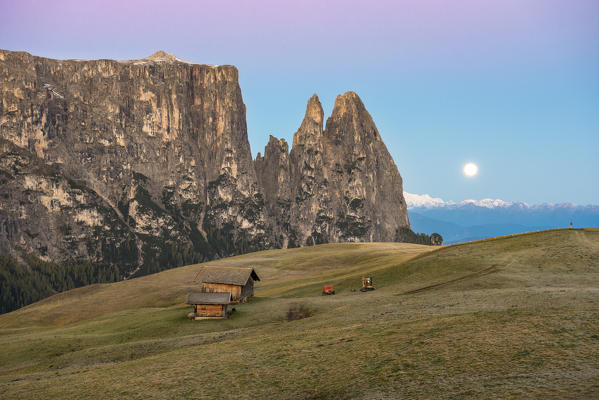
[[286, 304, 314, 321], [430, 233, 443, 246]]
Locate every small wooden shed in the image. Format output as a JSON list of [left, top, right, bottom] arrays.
[[186, 292, 232, 320], [197, 266, 260, 303]]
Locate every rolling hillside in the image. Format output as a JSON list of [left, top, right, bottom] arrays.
[[1, 229, 598, 399]]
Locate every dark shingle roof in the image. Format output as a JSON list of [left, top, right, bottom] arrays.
[[197, 267, 260, 286], [186, 292, 232, 305]]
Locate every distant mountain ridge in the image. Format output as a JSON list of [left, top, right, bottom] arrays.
[[405, 192, 599, 243], [404, 192, 592, 210]]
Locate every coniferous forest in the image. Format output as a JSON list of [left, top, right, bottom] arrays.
[[0, 256, 119, 314]]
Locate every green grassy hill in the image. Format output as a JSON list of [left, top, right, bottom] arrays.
[[1, 228, 598, 399]]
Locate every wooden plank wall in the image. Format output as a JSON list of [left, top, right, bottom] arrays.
[[241, 279, 254, 298], [195, 304, 225, 317], [202, 283, 242, 300]]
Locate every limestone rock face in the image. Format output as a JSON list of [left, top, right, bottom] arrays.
[[254, 136, 293, 247], [0, 49, 409, 284], [0, 49, 268, 277], [288, 95, 330, 245], [261, 92, 410, 245], [322, 92, 409, 242], [0, 140, 138, 271]]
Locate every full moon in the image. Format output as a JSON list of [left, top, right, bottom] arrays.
[[463, 162, 478, 177]]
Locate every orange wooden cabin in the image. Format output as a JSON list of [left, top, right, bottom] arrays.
[[196, 266, 261, 304], [186, 292, 232, 320]]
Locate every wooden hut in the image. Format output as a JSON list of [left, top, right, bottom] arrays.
[[197, 266, 260, 303], [186, 292, 232, 320]]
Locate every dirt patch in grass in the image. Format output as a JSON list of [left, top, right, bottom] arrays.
[[286, 304, 314, 321]]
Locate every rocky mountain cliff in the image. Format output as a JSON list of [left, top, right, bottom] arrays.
[[0, 50, 410, 311], [256, 93, 409, 246]]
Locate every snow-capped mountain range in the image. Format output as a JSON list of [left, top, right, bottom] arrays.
[[404, 192, 583, 210], [404, 192, 599, 244]]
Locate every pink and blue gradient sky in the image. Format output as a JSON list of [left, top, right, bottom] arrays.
[[1, 0, 598, 204]]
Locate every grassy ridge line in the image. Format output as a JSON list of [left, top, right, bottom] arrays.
[[443, 227, 593, 248]]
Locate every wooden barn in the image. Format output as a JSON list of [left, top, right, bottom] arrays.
[[186, 292, 232, 320], [196, 266, 260, 303]]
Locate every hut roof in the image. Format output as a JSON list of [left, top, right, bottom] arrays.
[[197, 266, 260, 286], [186, 292, 232, 305]]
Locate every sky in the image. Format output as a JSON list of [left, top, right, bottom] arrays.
[[1, 0, 598, 204]]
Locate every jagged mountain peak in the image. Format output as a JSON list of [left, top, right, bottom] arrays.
[[337, 90, 360, 101], [307, 93, 322, 110], [304, 93, 324, 126], [292, 94, 324, 148], [331, 91, 364, 113], [265, 135, 289, 152], [325, 91, 379, 142], [267, 134, 287, 144]]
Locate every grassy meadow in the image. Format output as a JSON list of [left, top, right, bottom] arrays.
[[0, 228, 598, 399]]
